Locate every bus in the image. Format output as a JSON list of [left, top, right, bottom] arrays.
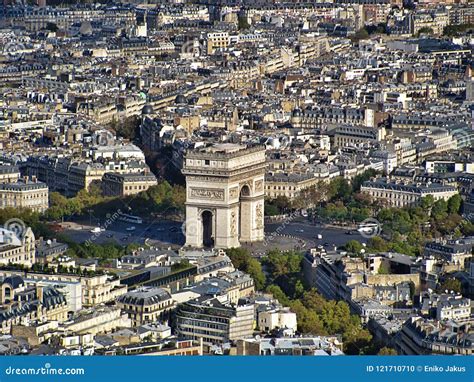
[[357, 222, 379, 235], [118, 213, 143, 225]]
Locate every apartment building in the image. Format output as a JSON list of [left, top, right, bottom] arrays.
[[399, 317, 473, 355], [176, 296, 254, 347], [333, 125, 386, 148], [0, 226, 36, 267], [207, 32, 229, 54], [117, 287, 174, 327], [0, 270, 127, 307], [361, 178, 458, 207], [102, 172, 157, 197], [0, 177, 48, 213], [436, 295, 471, 321], [0, 165, 20, 184], [0, 276, 68, 334]]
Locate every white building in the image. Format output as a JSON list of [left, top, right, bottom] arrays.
[[258, 308, 297, 333]]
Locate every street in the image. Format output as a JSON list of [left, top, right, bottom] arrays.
[[60, 217, 369, 254]]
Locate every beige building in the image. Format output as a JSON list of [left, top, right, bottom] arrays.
[[182, 144, 265, 249], [265, 173, 321, 200], [0, 276, 68, 334], [0, 177, 48, 213], [0, 270, 127, 307], [81, 274, 127, 307], [102, 172, 157, 197], [176, 297, 255, 347], [64, 306, 130, 335], [361, 178, 458, 207], [0, 165, 20, 184], [207, 32, 229, 54], [0, 226, 36, 267], [333, 125, 386, 148], [258, 308, 297, 333], [117, 287, 174, 327]]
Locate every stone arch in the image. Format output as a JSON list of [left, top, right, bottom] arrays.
[[239, 185, 252, 241], [240, 184, 251, 197], [201, 210, 214, 247]]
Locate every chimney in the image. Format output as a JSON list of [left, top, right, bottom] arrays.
[[32, 175, 37, 183], [36, 285, 44, 303]]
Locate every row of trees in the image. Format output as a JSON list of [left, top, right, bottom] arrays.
[[46, 181, 186, 221], [266, 169, 471, 257], [61, 239, 141, 266], [443, 24, 474, 37], [226, 248, 378, 354], [0, 207, 52, 239], [265, 170, 379, 216]]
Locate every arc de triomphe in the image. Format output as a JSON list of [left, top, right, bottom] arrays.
[[182, 144, 265, 249]]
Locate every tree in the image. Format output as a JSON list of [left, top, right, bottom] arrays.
[[352, 169, 378, 192], [420, 195, 435, 210], [238, 16, 250, 30], [368, 236, 389, 252], [417, 27, 434, 36], [378, 263, 390, 274], [352, 27, 370, 42], [111, 116, 140, 140], [432, 199, 448, 221], [46, 22, 58, 32], [266, 285, 290, 306], [447, 194, 462, 214], [265, 249, 303, 279], [264, 202, 280, 216], [226, 248, 266, 290], [378, 347, 397, 355], [246, 259, 266, 290], [328, 178, 352, 201], [344, 240, 364, 254], [437, 278, 462, 294], [272, 196, 291, 213]]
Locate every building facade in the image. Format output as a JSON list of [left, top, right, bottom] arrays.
[[182, 144, 265, 248]]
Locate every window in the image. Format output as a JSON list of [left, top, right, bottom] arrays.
[[205, 160, 210, 166]]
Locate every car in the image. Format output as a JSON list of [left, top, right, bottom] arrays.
[[90, 227, 101, 234], [316, 234, 323, 240], [296, 229, 304, 233], [126, 226, 136, 232], [156, 228, 165, 232], [323, 242, 330, 247], [121, 237, 128, 242], [345, 230, 353, 235], [169, 226, 180, 233], [106, 233, 114, 238]]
